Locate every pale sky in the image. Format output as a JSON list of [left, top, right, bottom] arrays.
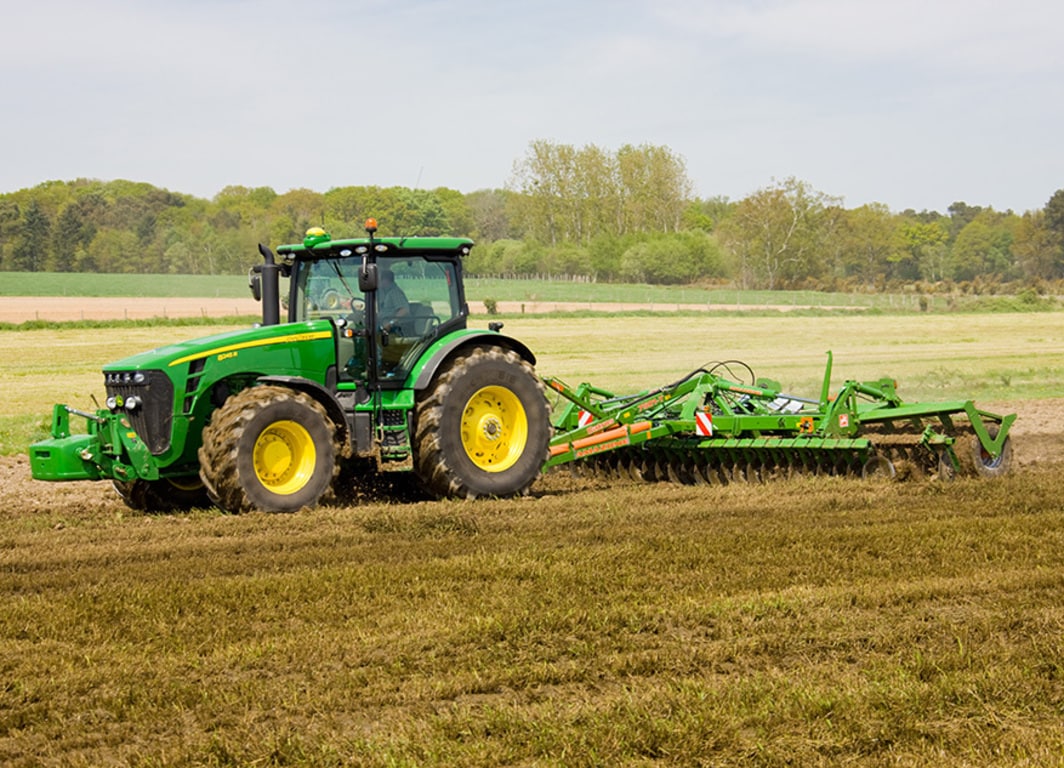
[[3, 0, 1062, 213]]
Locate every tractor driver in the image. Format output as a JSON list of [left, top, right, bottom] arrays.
[[377, 266, 410, 333]]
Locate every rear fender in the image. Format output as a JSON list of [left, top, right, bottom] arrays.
[[410, 331, 536, 391]]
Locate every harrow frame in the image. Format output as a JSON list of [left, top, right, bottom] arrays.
[[544, 353, 1015, 482]]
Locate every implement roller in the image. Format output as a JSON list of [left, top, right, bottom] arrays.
[[544, 353, 1015, 483]]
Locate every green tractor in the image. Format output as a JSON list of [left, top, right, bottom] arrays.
[[29, 220, 551, 512]]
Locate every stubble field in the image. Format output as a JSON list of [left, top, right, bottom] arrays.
[[1, 307, 1063, 766]]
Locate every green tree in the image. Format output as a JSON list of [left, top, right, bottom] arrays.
[[270, 188, 325, 242], [947, 201, 983, 241], [435, 187, 474, 237], [509, 140, 693, 246], [49, 204, 88, 272], [392, 189, 450, 235], [619, 231, 728, 284], [12, 200, 51, 272], [465, 239, 544, 276], [0, 200, 20, 268], [615, 143, 692, 234], [510, 139, 576, 245], [835, 203, 901, 286], [718, 178, 838, 289], [1011, 210, 1060, 281], [1041, 189, 1064, 278], [951, 210, 1016, 282], [1045, 189, 1064, 237], [85, 228, 139, 273], [323, 186, 403, 234], [683, 196, 734, 232], [897, 216, 951, 282], [466, 189, 516, 242]]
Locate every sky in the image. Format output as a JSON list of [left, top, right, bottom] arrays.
[[2, 0, 1062, 214]]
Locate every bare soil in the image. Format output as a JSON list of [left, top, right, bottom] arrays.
[[6, 398, 1060, 516]]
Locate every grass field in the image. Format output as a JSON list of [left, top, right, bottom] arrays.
[[0, 270, 1000, 311], [2, 311, 1060, 454], [1, 309, 1062, 765]]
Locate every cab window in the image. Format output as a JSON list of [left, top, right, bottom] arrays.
[[377, 256, 462, 380]]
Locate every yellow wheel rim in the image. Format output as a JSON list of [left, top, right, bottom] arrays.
[[460, 385, 528, 472], [253, 420, 317, 495]]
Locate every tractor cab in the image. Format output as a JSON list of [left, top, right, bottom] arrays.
[[266, 220, 473, 386]]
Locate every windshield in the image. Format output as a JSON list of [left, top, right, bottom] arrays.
[[294, 255, 463, 382], [295, 259, 364, 321]]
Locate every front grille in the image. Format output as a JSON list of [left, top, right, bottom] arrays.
[[104, 369, 175, 455]]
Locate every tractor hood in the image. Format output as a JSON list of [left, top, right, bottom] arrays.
[[99, 320, 339, 460], [103, 321, 335, 374]]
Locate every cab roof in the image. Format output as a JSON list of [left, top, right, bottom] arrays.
[[276, 235, 474, 258]]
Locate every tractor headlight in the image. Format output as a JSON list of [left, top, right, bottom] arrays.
[[124, 396, 142, 413], [106, 396, 119, 411]]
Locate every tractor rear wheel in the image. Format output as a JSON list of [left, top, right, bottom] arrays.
[[113, 477, 210, 512], [198, 385, 339, 513], [414, 346, 550, 499]]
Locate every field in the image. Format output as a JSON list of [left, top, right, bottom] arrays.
[[0, 271, 945, 311], [1, 307, 1063, 765]]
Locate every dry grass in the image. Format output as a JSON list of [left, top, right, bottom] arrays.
[[522, 311, 1064, 401], [2, 311, 1062, 765], [1, 467, 1063, 766], [2, 312, 1062, 452]]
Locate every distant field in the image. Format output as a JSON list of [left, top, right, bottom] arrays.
[[2, 312, 1061, 454], [1, 271, 254, 298], [1, 271, 946, 310]]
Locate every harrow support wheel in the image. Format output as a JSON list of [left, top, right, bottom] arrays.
[[964, 423, 1013, 478], [199, 385, 340, 513], [415, 346, 550, 499]]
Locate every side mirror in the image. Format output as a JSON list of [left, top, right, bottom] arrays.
[[248, 267, 262, 301], [359, 261, 378, 293]]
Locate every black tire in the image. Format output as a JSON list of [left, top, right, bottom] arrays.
[[112, 477, 211, 512], [963, 423, 1013, 478], [414, 346, 550, 499], [198, 385, 339, 513]]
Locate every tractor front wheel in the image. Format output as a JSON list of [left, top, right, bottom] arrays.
[[414, 346, 550, 499], [113, 477, 210, 512], [199, 385, 339, 513]]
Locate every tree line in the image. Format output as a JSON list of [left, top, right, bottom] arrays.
[[2, 142, 1062, 293]]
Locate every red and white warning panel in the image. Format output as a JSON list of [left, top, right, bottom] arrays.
[[695, 411, 713, 437]]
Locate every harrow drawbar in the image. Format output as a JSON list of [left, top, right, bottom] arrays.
[[544, 354, 1015, 484]]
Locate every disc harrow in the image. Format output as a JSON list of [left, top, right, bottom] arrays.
[[544, 353, 1015, 485]]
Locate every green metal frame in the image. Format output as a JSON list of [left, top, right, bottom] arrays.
[[545, 352, 1015, 475]]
